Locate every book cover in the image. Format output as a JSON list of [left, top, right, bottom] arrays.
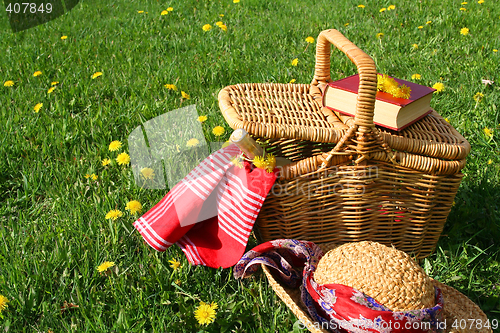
[[327, 74, 436, 107]]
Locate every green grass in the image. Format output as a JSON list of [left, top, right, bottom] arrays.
[[0, 0, 499, 331]]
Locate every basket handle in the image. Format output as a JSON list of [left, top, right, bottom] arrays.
[[311, 29, 378, 129]]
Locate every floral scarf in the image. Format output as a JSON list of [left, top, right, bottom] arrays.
[[234, 239, 443, 333]]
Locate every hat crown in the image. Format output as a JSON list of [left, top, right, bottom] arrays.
[[314, 241, 435, 311]]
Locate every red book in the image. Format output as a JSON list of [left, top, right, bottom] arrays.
[[322, 74, 436, 131]]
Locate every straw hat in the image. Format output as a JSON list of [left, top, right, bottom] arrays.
[[263, 241, 492, 333]]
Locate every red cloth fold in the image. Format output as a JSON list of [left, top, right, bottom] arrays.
[[133, 144, 277, 268]]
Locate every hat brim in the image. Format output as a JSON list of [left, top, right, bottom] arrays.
[[262, 265, 328, 333], [262, 247, 492, 333]]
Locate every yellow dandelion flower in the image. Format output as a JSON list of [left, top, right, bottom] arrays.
[[126, 200, 142, 214], [432, 82, 445, 93], [33, 71, 42, 77], [198, 115, 207, 123], [91, 173, 98, 181], [164, 84, 177, 91], [97, 261, 115, 272], [291, 58, 298, 66], [60, 36, 68, 40], [252, 155, 267, 169], [358, 4, 365, 8], [461, 1, 467, 4], [167, 7, 173, 11], [344, 23, 349, 26], [84, 174, 91, 179], [387, 5, 396, 10], [484, 127, 493, 139], [478, 0, 484, 3], [212, 126, 225, 136], [92, 72, 103, 79], [219, 24, 227, 32], [444, 118, 450, 123], [473, 92, 484, 102], [230, 155, 244, 168], [105, 210, 123, 220], [203, 24, 212, 32], [305, 36, 314, 43], [393, 85, 412, 99], [376, 32, 384, 38], [426, 21, 432, 24], [377, 74, 385, 90], [494, 49, 498, 53], [233, 0, 240, 3], [265, 154, 276, 173], [289, 79, 296, 83], [0, 295, 9, 314], [161, 10, 168, 15], [4, 80, 14, 87], [379, 7, 386, 12], [116, 152, 130, 166], [418, 26, 424, 29], [187, 138, 200, 147], [48, 87, 56, 94], [411, 74, 422, 80], [459, 7, 467, 11], [377, 74, 398, 92], [195, 302, 217, 325], [265, 154, 276, 166], [141, 167, 155, 180], [102, 158, 111, 166], [168, 259, 181, 271], [34, 103, 43, 113], [216, 21, 223, 27], [488, 159, 492, 164], [174, 279, 181, 285], [51, 81, 59, 86], [412, 43, 418, 49], [377, 74, 411, 98], [137, 10, 144, 13], [460, 27, 469, 35], [109, 140, 122, 151], [181, 91, 190, 99]]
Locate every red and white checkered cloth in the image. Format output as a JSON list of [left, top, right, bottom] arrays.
[[133, 144, 277, 268]]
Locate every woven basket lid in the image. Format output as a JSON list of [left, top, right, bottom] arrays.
[[314, 241, 435, 311]]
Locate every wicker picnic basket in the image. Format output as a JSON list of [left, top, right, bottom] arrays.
[[218, 29, 470, 258]]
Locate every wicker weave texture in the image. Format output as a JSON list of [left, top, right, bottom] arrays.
[[256, 157, 462, 258], [219, 83, 468, 176], [218, 28, 470, 259]]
